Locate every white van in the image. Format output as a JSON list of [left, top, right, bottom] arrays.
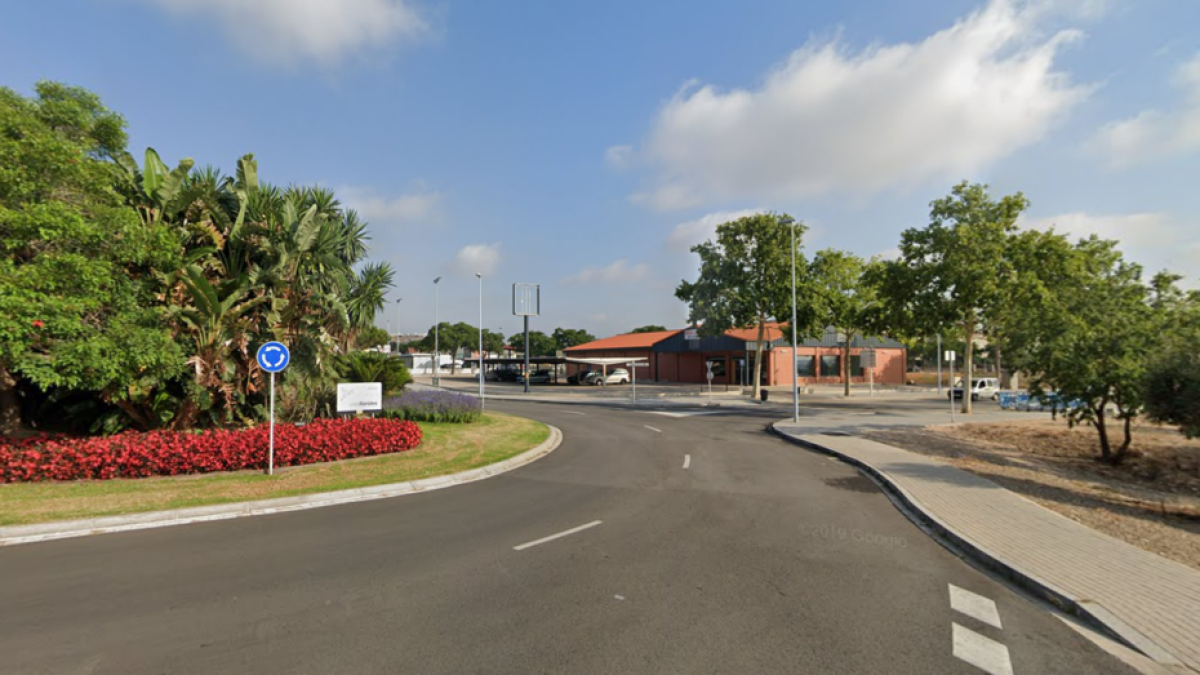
[[950, 377, 1000, 401]]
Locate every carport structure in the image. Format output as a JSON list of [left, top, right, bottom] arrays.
[[564, 356, 649, 399]]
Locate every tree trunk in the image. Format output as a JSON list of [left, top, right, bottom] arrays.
[[1094, 404, 1112, 463], [995, 343, 1005, 389], [115, 399, 155, 431], [1114, 413, 1133, 465], [0, 364, 22, 436], [962, 320, 974, 415], [843, 330, 851, 397], [171, 398, 200, 432], [753, 320, 766, 401]]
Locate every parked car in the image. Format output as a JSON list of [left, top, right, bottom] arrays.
[[950, 377, 1000, 401], [568, 370, 598, 385], [516, 369, 553, 385], [490, 367, 520, 382], [596, 368, 630, 385]]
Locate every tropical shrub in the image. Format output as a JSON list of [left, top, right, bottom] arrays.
[[336, 352, 412, 395], [0, 417, 422, 482], [384, 390, 480, 423]]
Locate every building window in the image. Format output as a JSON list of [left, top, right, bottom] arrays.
[[796, 356, 816, 377], [850, 355, 862, 374], [706, 357, 726, 377], [820, 355, 841, 377]]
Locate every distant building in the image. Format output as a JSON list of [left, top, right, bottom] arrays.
[[564, 324, 906, 386]]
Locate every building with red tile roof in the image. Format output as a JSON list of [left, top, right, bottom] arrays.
[[564, 323, 906, 387]]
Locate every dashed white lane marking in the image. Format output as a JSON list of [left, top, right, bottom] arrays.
[[644, 425, 662, 433], [683, 454, 691, 469], [642, 410, 726, 418], [513, 520, 603, 551], [952, 623, 1014, 675], [561, 411, 586, 415], [949, 584, 1003, 629]]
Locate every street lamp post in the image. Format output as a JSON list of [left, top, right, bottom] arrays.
[[433, 277, 441, 385], [782, 215, 799, 423], [477, 273, 484, 409], [392, 298, 402, 353]]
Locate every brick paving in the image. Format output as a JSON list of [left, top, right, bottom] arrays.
[[774, 425, 1200, 673]]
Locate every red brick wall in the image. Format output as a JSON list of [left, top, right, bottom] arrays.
[[770, 347, 907, 386]]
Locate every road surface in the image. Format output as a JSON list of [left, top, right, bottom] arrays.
[[0, 402, 1136, 674]]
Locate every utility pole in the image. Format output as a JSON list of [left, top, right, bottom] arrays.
[[477, 273, 484, 409]]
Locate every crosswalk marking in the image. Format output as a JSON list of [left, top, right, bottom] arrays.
[[949, 584, 1003, 629], [953, 623, 1014, 675]]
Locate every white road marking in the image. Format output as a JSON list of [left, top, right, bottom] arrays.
[[642, 410, 726, 418], [952, 623, 1014, 675], [949, 584, 1003, 629], [683, 454, 691, 469], [614, 595, 625, 601], [561, 411, 586, 415], [644, 425, 662, 433], [513, 520, 603, 551]]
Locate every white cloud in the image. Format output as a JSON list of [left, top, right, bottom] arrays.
[[1090, 52, 1200, 168], [137, 0, 428, 67], [338, 186, 443, 228], [452, 243, 501, 277], [630, 0, 1090, 210], [564, 259, 649, 284], [605, 145, 634, 168], [665, 208, 766, 252]]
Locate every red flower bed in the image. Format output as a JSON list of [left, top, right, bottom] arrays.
[[0, 418, 422, 483]]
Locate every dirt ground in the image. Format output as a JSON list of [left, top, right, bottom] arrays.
[[863, 418, 1200, 571]]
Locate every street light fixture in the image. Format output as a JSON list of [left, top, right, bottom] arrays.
[[781, 215, 800, 423], [476, 273, 484, 409], [433, 277, 441, 385], [394, 298, 402, 353]]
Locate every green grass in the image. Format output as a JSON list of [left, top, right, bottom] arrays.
[[0, 412, 549, 527]]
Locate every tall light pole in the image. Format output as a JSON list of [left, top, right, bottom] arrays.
[[393, 298, 402, 353], [433, 277, 441, 385], [782, 215, 800, 423], [477, 273, 484, 409]]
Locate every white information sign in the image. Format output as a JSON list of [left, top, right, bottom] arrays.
[[684, 328, 699, 340], [944, 350, 957, 362], [337, 382, 383, 413]]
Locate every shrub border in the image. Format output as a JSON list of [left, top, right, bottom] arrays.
[[0, 423, 560, 547]]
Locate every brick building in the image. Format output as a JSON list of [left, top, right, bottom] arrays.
[[564, 324, 906, 386]]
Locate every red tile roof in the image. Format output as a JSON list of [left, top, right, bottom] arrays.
[[723, 322, 786, 342], [565, 330, 682, 352]]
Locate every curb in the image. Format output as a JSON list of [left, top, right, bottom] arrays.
[[0, 424, 563, 548], [768, 423, 1188, 671]]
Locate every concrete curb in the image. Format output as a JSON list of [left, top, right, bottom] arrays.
[[768, 423, 1188, 670], [0, 424, 563, 548]]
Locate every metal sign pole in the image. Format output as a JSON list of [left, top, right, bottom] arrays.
[[937, 334, 943, 396], [631, 362, 636, 402], [523, 315, 530, 394], [268, 371, 275, 476]]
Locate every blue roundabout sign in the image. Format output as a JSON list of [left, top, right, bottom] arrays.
[[256, 341, 290, 373]]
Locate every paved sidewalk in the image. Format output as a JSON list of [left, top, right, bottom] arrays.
[[773, 424, 1200, 674]]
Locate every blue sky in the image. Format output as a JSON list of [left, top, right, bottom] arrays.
[[3, 0, 1198, 339]]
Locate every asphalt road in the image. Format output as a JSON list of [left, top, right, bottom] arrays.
[[0, 403, 1137, 674]]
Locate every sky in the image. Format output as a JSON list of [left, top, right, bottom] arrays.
[[2, 0, 1198, 340]]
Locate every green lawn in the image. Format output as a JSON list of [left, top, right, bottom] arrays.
[[0, 412, 549, 527]]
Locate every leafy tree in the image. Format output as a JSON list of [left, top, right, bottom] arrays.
[[1143, 278, 1200, 438], [416, 322, 479, 373], [675, 213, 810, 400], [481, 329, 505, 357], [876, 181, 1028, 413], [356, 325, 391, 350], [552, 327, 595, 350], [808, 251, 888, 396], [1004, 235, 1164, 464], [0, 82, 185, 434], [507, 330, 557, 357], [630, 325, 668, 334]]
